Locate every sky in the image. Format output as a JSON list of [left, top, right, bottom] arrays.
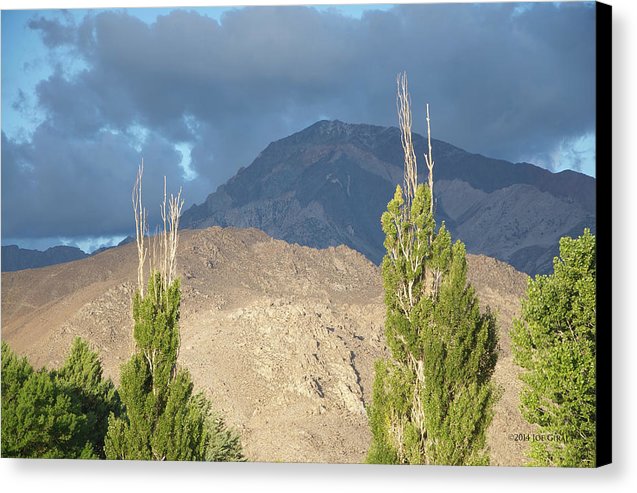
[[1, 1, 597, 252]]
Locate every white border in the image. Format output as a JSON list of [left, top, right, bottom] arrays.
[[1, 1, 635, 491]]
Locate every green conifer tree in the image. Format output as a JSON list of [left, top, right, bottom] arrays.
[[56, 337, 121, 458], [511, 229, 596, 467], [1, 341, 33, 415], [367, 73, 498, 465], [204, 410, 246, 462], [1, 339, 117, 459]]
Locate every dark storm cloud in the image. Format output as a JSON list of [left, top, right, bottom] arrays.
[[1, 126, 191, 239], [3, 3, 596, 241]]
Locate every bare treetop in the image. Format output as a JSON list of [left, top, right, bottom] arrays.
[[132, 162, 184, 296]]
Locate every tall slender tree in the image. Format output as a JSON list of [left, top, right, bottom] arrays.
[[104, 166, 210, 460], [104, 165, 243, 461], [367, 73, 498, 465]]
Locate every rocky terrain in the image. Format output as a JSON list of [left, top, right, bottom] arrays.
[[182, 120, 595, 275], [2, 226, 534, 465]]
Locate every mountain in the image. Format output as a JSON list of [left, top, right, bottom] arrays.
[[1, 244, 88, 272], [2, 226, 533, 465], [1, 236, 136, 272], [181, 120, 596, 275]]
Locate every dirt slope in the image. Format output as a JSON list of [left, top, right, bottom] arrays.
[[1, 226, 533, 465]]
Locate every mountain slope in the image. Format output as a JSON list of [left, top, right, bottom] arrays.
[[181, 120, 595, 275], [1, 244, 88, 272], [2, 226, 533, 465]]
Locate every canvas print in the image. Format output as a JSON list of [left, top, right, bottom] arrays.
[[1, 2, 610, 466]]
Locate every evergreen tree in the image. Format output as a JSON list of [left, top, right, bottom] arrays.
[[1, 339, 117, 459], [1, 341, 33, 412], [56, 337, 121, 458], [204, 409, 245, 462], [511, 229, 596, 467], [367, 73, 498, 465]]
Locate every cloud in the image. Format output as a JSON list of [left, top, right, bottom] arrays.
[[1, 126, 209, 239], [520, 132, 596, 176], [3, 3, 596, 243], [27, 11, 77, 48]]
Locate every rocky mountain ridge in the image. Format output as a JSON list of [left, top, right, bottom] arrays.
[[1, 244, 88, 272], [1, 236, 134, 272], [182, 120, 595, 275]]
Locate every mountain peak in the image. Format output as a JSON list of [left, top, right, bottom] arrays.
[[308, 119, 380, 133], [181, 121, 595, 275], [280, 119, 391, 148]]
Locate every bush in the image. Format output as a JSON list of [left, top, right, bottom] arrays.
[[512, 229, 596, 467]]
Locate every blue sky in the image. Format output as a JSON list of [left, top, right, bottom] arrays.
[[1, 2, 597, 252]]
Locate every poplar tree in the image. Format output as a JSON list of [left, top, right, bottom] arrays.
[[103, 274, 211, 460], [104, 166, 243, 461], [512, 229, 596, 467], [367, 73, 498, 465], [104, 167, 209, 460]]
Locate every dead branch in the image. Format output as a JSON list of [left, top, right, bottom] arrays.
[[158, 176, 184, 290], [132, 160, 148, 297], [160, 178, 168, 290], [397, 71, 418, 214], [424, 103, 434, 215], [167, 186, 184, 288], [132, 162, 184, 294]]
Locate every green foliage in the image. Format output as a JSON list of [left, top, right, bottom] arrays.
[[204, 410, 245, 462], [367, 183, 498, 465], [1, 339, 119, 459], [56, 338, 121, 458], [104, 273, 243, 461], [512, 229, 596, 467], [1, 341, 33, 409], [366, 360, 401, 464]]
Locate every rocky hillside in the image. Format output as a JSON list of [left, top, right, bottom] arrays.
[[2, 226, 534, 465], [181, 120, 595, 275]]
